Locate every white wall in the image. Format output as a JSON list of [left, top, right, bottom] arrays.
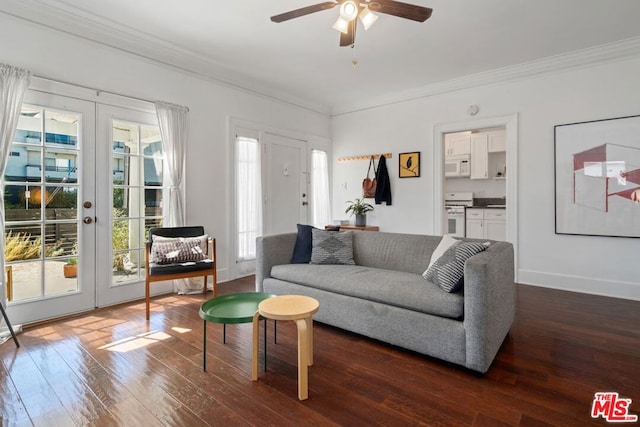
[[0, 13, 331, 283], [331, 55, 640, 301]]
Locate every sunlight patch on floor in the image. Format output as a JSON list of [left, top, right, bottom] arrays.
[[98, 330, 172, 352]]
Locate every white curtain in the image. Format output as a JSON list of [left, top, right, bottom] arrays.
[[311, 149, 331, 229], [236, 136, 262, 262], [155, 101, 194, 292], [0, 64, 32, 316], [154, 101, 188, 227]]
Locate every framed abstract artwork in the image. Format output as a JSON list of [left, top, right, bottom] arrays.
[[399, 152, 420, 178], [554, 115, 640, 238]]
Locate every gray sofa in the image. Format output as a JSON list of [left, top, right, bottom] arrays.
[[256, 230, 515, 373]]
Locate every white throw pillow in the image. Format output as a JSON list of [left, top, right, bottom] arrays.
[[422, 234, 459, 277]]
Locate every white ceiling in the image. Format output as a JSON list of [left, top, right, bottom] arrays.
[[3, 0, 640, 114]]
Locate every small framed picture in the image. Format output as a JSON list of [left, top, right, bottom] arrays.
[[399, 152, 420, 178]]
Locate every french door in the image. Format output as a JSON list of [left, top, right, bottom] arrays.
[[4, 94, 166, 324], [3, 92, 96, 324], [96, 105, 168, 307]]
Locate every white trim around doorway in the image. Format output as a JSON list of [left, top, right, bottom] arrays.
[[433, 113, 519, 281]]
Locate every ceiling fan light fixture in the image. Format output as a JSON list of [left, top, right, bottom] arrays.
[[339, 1, 359, 21], [332, 16, 350, 33], [358, 6, 378, 30]]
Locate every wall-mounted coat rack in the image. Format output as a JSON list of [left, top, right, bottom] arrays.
[[337, 153, 392, 163]]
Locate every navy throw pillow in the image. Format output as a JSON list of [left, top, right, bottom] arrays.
[[290, 224, 316, 264]]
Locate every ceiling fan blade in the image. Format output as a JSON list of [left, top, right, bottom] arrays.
[[368, 0, 433, 22], [271, 2, 338, 23], [339, 19, 356, 46]]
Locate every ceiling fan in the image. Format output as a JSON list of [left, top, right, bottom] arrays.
[[271, 0, 433, 47]]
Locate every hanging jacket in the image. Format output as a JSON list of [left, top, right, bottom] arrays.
[[374, 155, 392, 205]]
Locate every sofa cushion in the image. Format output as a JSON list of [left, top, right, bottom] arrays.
[[310, 229, 355, 265], [423, 241, 488, 292], [291, 224, 315, 264], [270, 264, 463, 319], [424, 234, 459, 273], [351, 231, 442, 275]]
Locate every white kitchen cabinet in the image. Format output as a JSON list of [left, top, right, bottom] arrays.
[[465, 208, 506, 240], [444, 133, 471, 156], [484, 209, 507, 241], [487, 129, 506, 153], [470, 133, 488, 179]]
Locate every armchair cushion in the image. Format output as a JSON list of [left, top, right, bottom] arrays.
[[149, 258, 214, 275]]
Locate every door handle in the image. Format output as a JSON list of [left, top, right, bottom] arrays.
[[83, 216, 93, 224], [302, 201, 308, 206]]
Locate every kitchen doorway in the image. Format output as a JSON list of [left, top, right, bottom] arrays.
[[433, 114, 519, 280]]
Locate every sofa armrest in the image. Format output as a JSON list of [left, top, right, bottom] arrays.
[[462, 241, 515, 373], [255, 232, 297, 291]]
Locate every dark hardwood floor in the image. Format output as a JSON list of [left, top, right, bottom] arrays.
[[1, 277, 638, 426]]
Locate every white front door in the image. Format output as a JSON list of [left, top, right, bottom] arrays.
[[263, 133, 308, 235], [3, 92, 96, 324]]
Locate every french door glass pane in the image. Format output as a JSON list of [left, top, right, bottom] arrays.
[[111, 120, 163, 285], [4, 106, 81, 302]]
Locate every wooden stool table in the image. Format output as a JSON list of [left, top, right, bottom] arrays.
[[252, 295, 319, 400]]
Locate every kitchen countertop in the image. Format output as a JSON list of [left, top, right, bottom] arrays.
[[471, 197, 506, 209]]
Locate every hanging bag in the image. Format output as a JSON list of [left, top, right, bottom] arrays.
[[362, 156, 377, 198]]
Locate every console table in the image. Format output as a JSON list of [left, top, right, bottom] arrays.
[[325, 225, 379, 231]]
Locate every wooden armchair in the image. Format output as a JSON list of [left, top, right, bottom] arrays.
[[145, 226, 217, 320]]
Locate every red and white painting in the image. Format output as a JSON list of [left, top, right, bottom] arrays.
[[555, 115, 640, 238]]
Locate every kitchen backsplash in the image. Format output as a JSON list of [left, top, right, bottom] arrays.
[[474, 197, 506, 207]]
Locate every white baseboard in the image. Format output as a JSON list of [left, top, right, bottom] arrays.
[[518, 269, 640, 301]]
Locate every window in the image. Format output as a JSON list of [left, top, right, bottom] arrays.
[[311, 149, 331, 228], [235, 135, 262, 262], [3, 106, 81, 301], [111, 121, 164, 284]]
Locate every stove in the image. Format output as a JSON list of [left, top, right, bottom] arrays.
[[444, 192, 473, 237]]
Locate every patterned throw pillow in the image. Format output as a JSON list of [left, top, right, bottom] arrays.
[[310, 229, 355, 265], [151, 238, 207, 264], [153, 234, 208, 252], [423, 241, 489, 292]]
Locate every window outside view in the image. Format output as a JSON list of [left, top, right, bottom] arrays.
[[111, 121, 164, 285], [2, 107, 165, 302], [3, 106, 81, 302]]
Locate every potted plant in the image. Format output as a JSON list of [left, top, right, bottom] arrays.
[[64, 257, 78, 278], [345, 198, 374, 227]]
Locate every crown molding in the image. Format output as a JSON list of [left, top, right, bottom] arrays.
[[0, 0, 331, 116], [330, 36, 640, 116], [3, 0, 640, 118]]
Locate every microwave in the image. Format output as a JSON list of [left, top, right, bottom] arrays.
[[445, 154, 471, 178]]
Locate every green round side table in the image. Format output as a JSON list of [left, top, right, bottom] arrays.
[[199, 292, 275, 371]]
